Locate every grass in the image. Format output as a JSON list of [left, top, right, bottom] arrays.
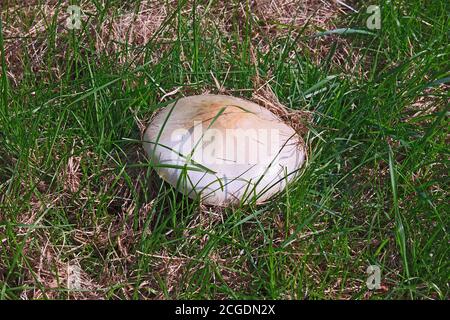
[[0, 0, 448, 299]]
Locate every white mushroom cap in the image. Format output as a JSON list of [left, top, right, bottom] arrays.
[[143, 94, 305, 206]]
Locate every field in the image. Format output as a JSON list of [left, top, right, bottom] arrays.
[[0, 0, 448, 299]]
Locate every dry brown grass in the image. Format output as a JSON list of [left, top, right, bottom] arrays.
[[3, 195, 104, 299], [95, 1, 170, 66], [2, 0, 351, 83]]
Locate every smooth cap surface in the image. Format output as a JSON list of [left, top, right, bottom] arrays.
[[143, 94, 305, 206]]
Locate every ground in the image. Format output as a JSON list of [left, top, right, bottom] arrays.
[[0, 0, 448, 299]]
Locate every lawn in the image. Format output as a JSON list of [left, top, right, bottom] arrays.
[[0, 0, 448, 299]]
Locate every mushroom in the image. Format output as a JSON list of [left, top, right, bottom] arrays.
[[143, 94, 306, 206]]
